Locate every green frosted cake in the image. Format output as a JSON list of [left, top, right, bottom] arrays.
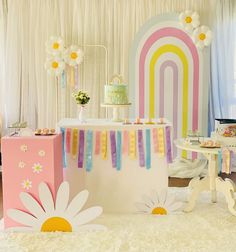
[[104, 82, 129, 105]]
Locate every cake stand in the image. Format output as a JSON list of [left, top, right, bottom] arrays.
[[101, 103, 131, 122]]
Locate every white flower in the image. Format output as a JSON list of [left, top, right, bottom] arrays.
[[179, 10, 200, 32], [45, 36, 64, 55], [7, 182, 106, 232], [20, 144, 28, 152], [32, 163, 43, 174], [64, 45, 84, 66], [38, 150, 45, 157], [192, 25, 213, 49], [21, 179, 32, 190], [135, 190, 183, 215], [18, 161, 26, 169], [45, 57, 65, 76]]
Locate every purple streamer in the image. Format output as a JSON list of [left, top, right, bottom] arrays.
[[138, 130, 145, 167], [110, 131, 117, 168], [165, 126, 173, 163], [78, 130, 85, 168]]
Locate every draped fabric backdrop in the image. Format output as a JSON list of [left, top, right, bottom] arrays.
[[0, 0, 215, 132]]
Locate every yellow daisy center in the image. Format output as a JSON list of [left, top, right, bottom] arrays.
[[41, 217, 72, 232], [52, 61, 59, 69], [70, 52, 78, 59], [199, 33, 206, 40], [185, 16, 192, 23], [152, 207, 167, 215], [53, 42, 59, 49]]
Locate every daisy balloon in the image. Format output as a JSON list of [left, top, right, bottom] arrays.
[[7, 182, 106, 232], [45, 36, 64, 55], [179, 10, 200, 32], [135, 189, 183, 215], [45, 57, 65, 76], [192, 25, 213, 49], [64, 45, 84, 66]]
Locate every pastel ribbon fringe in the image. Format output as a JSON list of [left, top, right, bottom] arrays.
[[165, 126, 172, 163], [72, 128, 78, 159], [66, 128, 71, 153], [157, 128, 165, 156], [60, 128, 67, 168], [110, 131, 117, 168], [152, 128, 158, 153], [85, 130, 93, 172], [101, 131, 107, 159], [145, 129, 151, 169], [129, 130, 136, 159], [95, 131, 101, 155], [116, 131, 122, 170], [122, 130, 129, 154], [78, 130, 85, 168], [138, 130, 145, 167]]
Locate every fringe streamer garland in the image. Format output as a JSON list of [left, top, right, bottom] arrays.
[[157, 128, 165, 156], [110, 131, 117, 168], [145, 129, 151, 169], [138, 130, 145, 167], [95, 131, 101, 155], [122, 130, 129, 154], [116, 131, 122, 170], [78, 130, 85, 168], [72, 128, 78, 159], [66, 128, 71, 153], [101, 131, 107, 159], [152, 128, 158, 153], [60, 128, 67, 168], [85, 130, 93, 172], [129, 130, 136, 159], [165, 126, 172, 163]]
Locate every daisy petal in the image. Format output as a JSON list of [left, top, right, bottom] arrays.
[[38, 182, 54, 213], [7, 209, 37, 227], [142, 195, 155, 207], [158, 189, 167, 205], [20, 192, 45, 219], [73, 206, 103, 226], [164, 194, 175, 207], [66, 190, 89, 217], [167, 201, 183, 212], [55, 181, 70, 212], [134, 202, 150, 212], [75, 224, 107, 232]]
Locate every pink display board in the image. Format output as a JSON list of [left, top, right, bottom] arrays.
[[1, 135, 63, 228]]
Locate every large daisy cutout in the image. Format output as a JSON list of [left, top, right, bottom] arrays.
[[135, 190, 183, 215], [179, 10, 200, 32], [45, 57, 65, 76], [45, 36, 64, 55], [7, 182, 106, 232], [64, 45, 84, 66], [192, 25, 212, 49]]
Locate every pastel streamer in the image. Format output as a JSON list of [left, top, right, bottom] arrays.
[[78, 130, 85, 168], [72, 128, 78, 158], [85, 130, 93, 172], [157, 128, 165, 156], [116, 131, 122, 171], [74, 65, 78, 89], [101, 131, 107, 159], [66, 65, 70, 85], [129, 130, 136, 159], [95, 131, 101, 155], [60, 128, 67, 168], [165, 126, 173, 163], [110, 131, 117, 168], [145, 129, 151, 169], [152, 128, 158, 153], [65, 128, 71, 153], [218, 150, 222, 174], [138, 130, 145, 167], [70, 66, 75, 87], [61, 70, 66, 88], [122, 130, 129, 154]]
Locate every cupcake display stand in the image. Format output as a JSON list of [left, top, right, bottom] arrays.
[[101, 103, 131, 122]]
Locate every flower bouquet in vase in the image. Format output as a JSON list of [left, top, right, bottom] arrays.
[[72, 90, 90, 123]]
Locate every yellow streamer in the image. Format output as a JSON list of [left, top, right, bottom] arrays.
[[129, 130, 136, 159], [101, 131, 107, 160], [157, 128, 165, 157], [150, 44, 188, 158], [72, 128, 78, 159]]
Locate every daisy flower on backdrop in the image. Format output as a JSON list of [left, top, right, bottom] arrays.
[[192, 26, 213, 49], [64, 45, 84, 66], [179, 10, 200, 32]]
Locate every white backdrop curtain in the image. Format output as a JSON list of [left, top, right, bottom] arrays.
[[1, 0, 215, 131]]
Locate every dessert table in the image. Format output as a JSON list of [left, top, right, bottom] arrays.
[[58, 118, 173, 213], [175, 139, 236, 216]]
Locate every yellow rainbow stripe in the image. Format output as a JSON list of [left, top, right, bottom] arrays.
[[150, 44, 188, 158]]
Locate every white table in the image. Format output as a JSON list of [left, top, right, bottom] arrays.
[[175, 139, 236, 215]]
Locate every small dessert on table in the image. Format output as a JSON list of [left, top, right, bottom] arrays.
[[134, 117, 143, 125], [145, 118, 155, 125], [200, 140, 221, 148], [123, 119, 132, 125]]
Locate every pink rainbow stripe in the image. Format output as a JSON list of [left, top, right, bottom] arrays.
[[139, 27, 199, 133]]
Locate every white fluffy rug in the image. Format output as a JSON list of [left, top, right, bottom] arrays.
[[1, 187, 236, 252]]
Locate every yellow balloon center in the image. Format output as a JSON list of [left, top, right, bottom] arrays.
[[185, 16, 192, 23], [52, 61, 59, 69], [53, 42, 59, 49], [41, 217, 72, 232], [70, 52, 78, 59], [199, 33, 206, 40], [152, 207, 167, 215]]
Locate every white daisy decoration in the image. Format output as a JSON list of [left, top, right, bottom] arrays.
[[192, 25, 213, 49], [32, 163, 43, 174], [179, 10, 200, 32], [135, 189, 183, 215], [45, 57, 65, 76], [45, 36, 64, 55], [20, 144, 28, 152], [18, 161, 26, 169], [21, 179, 32, 190], [7, 182, 106, 232], [38, 150, 46, 157], [64, 45, 84, 66]]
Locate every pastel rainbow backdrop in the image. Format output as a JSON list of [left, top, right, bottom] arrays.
[[129, 14, 206, 158]]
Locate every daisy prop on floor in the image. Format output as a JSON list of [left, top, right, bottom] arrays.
[[45, 36, 64, 55], [64, 45, 84, 66], [44, 57, 65, 76], [135, 189, 183, 215], [7, 182, 106, 232], [192, 25, 212, 49], [179, 10, 200, 32]]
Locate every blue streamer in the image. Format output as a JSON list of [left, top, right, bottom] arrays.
[[85, 130, 93, 172], [218, 150, 222, 174], [61, 70, 66, 88], [145, 129, 151, 169], [60, 127, 67, 168], [116, 131, 122, 171]]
